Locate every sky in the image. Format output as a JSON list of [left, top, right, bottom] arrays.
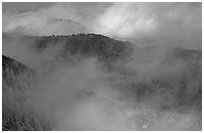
[[2, 2, 202, 49]]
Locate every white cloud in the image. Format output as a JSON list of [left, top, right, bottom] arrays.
[[2, 4, 87, 36], [2, 2, 202, 49], [93, 3, 201, 39]]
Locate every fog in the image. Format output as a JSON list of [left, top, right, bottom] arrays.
[[2, 2, 202, 49], [2, 33, 201, 130], [2, 2, 202, 131]]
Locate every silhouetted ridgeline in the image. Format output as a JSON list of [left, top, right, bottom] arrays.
[[3, 33, 134, 61]]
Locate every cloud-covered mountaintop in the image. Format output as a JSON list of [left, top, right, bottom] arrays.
[[2, 2, 202, 49]]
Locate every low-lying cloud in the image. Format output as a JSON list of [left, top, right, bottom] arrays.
[[2, 2, 202, 130], [3, 3, 201, 43], [2, 33, 202, 130], [2, 3, 111, 36], [2, 2, 202, 49]]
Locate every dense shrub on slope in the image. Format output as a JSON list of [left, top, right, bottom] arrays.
[[2, 55, 51, 131]]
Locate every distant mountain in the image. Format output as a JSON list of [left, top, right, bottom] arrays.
[[2, 33, 201, 74], [3, 17, 87, 36], [3, 33, 134, 64], [48, 18, 83, 26], [45, 18, 87, 35], [2, 33, 201, 67]]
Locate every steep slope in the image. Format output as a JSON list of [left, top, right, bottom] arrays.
[[2, 55, 51, 131]]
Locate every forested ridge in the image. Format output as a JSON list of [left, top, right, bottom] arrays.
[[2, 33, 202, 130]]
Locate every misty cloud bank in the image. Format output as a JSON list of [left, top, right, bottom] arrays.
[[2, 33, 202, 130], [2, 2, 202, 49], [2, 2, 202, 131]]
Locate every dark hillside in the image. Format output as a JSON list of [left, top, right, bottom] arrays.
[[2, 55, 50, 130]]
